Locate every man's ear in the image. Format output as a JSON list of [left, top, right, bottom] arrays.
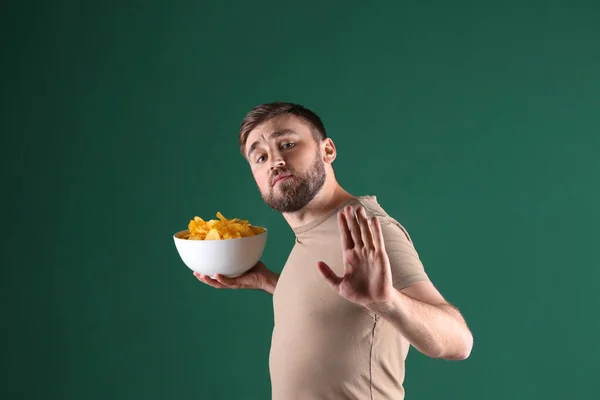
[[322, 138, 337, 163]]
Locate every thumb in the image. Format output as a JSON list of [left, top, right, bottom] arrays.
[[317, 261, 343, 289]]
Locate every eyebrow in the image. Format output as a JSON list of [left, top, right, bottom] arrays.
[[246, 129, 298, 159]]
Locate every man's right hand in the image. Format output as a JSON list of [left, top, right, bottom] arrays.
[[193, 261, 279, 295]]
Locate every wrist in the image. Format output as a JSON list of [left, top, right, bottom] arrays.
[[365, 289, 403, 316], [261, 269, 279, 295]]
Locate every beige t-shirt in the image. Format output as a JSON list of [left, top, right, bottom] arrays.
[[269, 195, 430, 399]]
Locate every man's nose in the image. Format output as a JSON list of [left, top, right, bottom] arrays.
[[269, 152, 285, 169]]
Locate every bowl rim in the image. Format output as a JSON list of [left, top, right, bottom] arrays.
[[173, 227, 268, 241]]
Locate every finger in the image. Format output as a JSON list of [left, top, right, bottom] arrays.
[[344, 206, 363, 248], [338, 211, 354, 250], [317, 261, 343, 289], [357, 207, 375, 251], [194, 272, 229, 289], [214, 274, 240, 288], [370, 216, 386, 252]]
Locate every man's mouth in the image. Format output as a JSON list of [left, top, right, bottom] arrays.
[[272, 174, 293, 187]]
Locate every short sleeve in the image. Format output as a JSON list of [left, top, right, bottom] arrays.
[[378, 216, 429, 290]]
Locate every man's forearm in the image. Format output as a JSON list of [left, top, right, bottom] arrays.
[[368, 290, 473, 360]]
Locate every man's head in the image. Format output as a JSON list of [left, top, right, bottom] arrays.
[[239, 102, 337, 213]]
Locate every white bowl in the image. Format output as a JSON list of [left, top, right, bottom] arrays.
[[173, 229, 268, 278]]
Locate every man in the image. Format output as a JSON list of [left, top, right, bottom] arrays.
[[194, 102, 473, 399]]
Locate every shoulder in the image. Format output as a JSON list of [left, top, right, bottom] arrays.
[[351, 196, 429, 288], [352, 195, 415, 245]]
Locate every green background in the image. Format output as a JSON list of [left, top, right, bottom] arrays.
[[3, 0, 599, 399]]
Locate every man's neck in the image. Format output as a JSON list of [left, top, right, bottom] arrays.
[[282, 184, 355, 230]]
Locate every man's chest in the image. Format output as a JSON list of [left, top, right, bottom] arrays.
[[273, 242, 374, 326]]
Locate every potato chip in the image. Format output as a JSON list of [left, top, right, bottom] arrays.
[[184, 212, 265, 240], [205, 229, 221, 240]]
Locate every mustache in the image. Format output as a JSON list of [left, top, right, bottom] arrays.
[[272, 169, 292, 177]]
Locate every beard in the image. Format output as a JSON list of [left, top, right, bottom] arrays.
[[261, 151, 326, 213]]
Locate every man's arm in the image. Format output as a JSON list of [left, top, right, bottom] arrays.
[[316, 205, 473, 361], [258, 268, 280, 295], [368, 281, 473, 360], [194, 261, 280, 295]]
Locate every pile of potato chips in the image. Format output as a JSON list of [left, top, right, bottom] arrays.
[[183, 212, 265, 240]]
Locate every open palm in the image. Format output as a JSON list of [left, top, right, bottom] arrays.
[[317, 205, 395, 307]]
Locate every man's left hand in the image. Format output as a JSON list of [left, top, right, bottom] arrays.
[[317, 205, 395, 310]]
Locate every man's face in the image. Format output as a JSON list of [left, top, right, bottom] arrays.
[[244, 115, 327, 212]]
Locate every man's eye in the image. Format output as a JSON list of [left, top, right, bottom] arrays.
[[256, 155, 265, 163], [282, 142, 295, 149]]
